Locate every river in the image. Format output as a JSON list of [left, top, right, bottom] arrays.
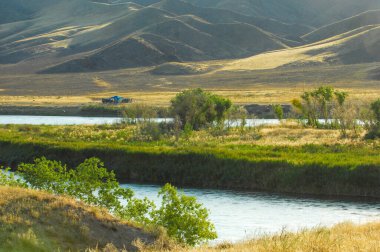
[[0, 115, 280, 126], [123, 183, 380, 243], [2, 115, 378, 243]]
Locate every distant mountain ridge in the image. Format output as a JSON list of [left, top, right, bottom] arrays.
[[0, 0, 380, 73]]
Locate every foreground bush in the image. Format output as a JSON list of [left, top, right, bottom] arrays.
[[0, 158, 217, 246]]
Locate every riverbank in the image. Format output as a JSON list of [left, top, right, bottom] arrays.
[[0, 124, 379, 198], [0, 186, 161, 252], [1, 186, 379, 252]]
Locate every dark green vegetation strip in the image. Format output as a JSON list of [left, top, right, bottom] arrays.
[[0, 128, 379, 198]]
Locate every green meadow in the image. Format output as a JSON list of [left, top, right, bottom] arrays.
[[0, 123, 379, 198]]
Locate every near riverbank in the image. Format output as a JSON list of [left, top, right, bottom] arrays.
[[0, 124, 379, 198], [1, 186, 379, 252]]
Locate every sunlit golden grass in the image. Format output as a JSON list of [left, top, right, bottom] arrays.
[[0, 123, 367, 147], [0, 186, 157, 252], [1, 187, 379, 252], [176, 222, 380, 252], [93, 77, 112, 89], [0, 87, 379, 107]]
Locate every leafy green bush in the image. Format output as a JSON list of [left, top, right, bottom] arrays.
[[1, 158, 217, 246], [365, 99, 380, 139], [171, 88, 232, 130], [292, 86, 348, 128], [152, 184, 217, 245], [0, 167, 23, 187]]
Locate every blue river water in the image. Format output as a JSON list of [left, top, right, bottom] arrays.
[[0, 115, 280, 126], [1, 115, 378, 243], [122, 184, 380, 243]]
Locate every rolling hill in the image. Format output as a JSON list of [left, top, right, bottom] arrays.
[[303, 10, 380, 42], [0, 0, 303, 72], [0, 0, 380, 74], [183, 0, 380, 27], [222, 25, 380, 71]]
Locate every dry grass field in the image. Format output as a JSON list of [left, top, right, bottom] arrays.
[[182, 222, 380, 252], [0, 60, 379, 108]]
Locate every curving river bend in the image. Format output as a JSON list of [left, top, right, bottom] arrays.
[[1, 115, 378, 243], [123, 184, 380, 243]]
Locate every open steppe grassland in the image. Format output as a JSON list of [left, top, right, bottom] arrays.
[[0, 62, 380, 107]]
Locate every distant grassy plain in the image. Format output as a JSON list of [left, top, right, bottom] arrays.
[[0, 62, 379, 107]]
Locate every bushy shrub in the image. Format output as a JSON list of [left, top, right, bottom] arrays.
[[365, 99, 380, 139], [171, 88, 232, 130], [226, 105, 248, 130], [152, 184, 217, 245], [292, 86, 348, 128], [122, 104, 170, 123], [1, 158, 217, 245], [0, 167, 23, 187], [332, 101, 365, 138]]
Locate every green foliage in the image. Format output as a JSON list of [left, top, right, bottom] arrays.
[[2, 157, 217, 246], [272, 105, 284, 120], [0, 167, 24, 187], [152, 184, 217, 245], [181, 123, 194, 140], [365, 99, 380, 139], [137, 122, 166, 141], [292, 86, 348, 128], [171, 88, 232, 130], [122, 104, 170, 124], [17, 157, 136, 216], [371, 99, 380, 122], [0, 124, 379, 198]]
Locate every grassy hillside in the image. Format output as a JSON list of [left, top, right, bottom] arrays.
[[0, 0, 302, 72], [186, 0, 380, 27], [303, 10, 380, 42], [223, 26, 380, 70], [1, 0, 380, 85], [0, 186, 157, 252]]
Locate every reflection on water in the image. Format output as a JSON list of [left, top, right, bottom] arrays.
[[122, 183, 380, 243]]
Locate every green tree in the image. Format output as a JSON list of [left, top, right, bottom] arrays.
[[365, 99, 380, 139], [171, 88, 232, 130], [2, 157, 217, 246], [292, 86, 348, 127], [152, 184, 217, 245]]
